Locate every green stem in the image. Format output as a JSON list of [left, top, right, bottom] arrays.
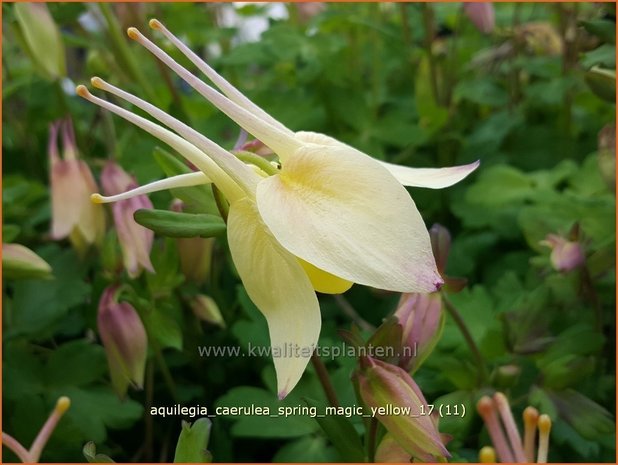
[[421, 3, 441, 106], [581, 265, 603, 332], [152, 341, 179, 402], [212, 185, 229, 223], [311, 350, 340, 408], [442, 294, 489, 385], [365, 417, 378, 462], [99, 3, 159, 106], [233, 150, 278, 175]]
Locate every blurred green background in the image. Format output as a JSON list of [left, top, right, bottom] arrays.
[[2, 2, 616, 463]]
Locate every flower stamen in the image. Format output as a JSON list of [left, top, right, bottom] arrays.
[[477, 396, 514, 462], [76, 84, 243, 203], [494, 392, 526, 462], [126, 27, 301, 161], [91, 172, 209, 204], [536, 414, 552, 464], [523, 406, 539, 462], [149, 18, 293, 136], [90, 76, 258, 196]]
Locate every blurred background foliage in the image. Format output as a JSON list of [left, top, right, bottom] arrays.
[[2, 2, 616, 463]]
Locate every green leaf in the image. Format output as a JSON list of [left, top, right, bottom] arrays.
[[454, 78, 509, 107], [548, 389, 615, 440], [273, 435, 338, 462], [52, 386, 143, 443], [3, 224, 21, 242], [215, 386, 319, 438], [83, 442, 116, 463], [45, 340, 107, 388], [580, 20, 616, 44], [143, 305, 183, 351], [7, 245, 91, 339], [134, 209, 226, 238], [581, 44, 616, 69], [303, 398, 365, 462], [173, 418, 213, 463]]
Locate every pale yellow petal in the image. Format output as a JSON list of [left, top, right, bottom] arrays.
[[256, 144, 442, 293], [227, 198, 321, 398], [380, 160, 480, 188]]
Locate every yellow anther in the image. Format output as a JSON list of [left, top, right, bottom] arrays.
[[91, 76, 105, 89], [55, 396, 71, 414], [149, 18, 162, 30], [479, 446, 496, 463], [90, 193, 104, 204], [127, 27, 140, 40], [536, 414, 552, 463], [76, 85, 90, 98]]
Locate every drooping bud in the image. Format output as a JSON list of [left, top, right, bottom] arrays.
[[49, 119, 105, 254], [2, 243, 53, 280], [374, 433, 412, 463], [190, 295, 226, 328], [463, 3, 495, 34], [14, 3, 66, 79], [97, 286, 148, 397], [100, 162, 154, 278], [357, 356, 449, 461], [540, 233, 585, 272], [394, 292, 444, 373]]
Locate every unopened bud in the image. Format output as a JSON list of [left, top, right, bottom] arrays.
[[2, 243, 53, 280], [97, 286, 148, 397], [357, 357, 449, 461], [190, 295, 225, 328], [540, 233, 585, 272], [464, 3, 495, 34]]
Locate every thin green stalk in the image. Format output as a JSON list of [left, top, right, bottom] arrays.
[[233, 150, 278, 175], [152, 340, 179, 402], [442, 294, 489, 385], [311, 350, 340, 408], [365, 417, 378, 462], [99, 3, 159, 106], [421, 3, 441, 106]]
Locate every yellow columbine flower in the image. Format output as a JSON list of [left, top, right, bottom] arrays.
[[76, 19, 478, 397]]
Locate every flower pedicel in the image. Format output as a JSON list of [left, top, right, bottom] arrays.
[[76, 19, 479, 397]]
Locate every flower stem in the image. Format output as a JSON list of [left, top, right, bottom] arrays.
[[1, 433, 31, 463], [233, 150, 278, 176], [421, 3, 441, 106], [365, 417, 378, 462], [311, 350, 340, 408], [442, 294, 488, 385], [152, 341, 179, 403], [334, 294, 375, 332]]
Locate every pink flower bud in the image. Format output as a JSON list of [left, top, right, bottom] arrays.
[[49, 119, 105, 250], [464, 3, 495, 34], [540, 233, 585, 272], [357, 357, 449, 461], [101, 162, 154, 278], [97, 286, 148, 397], [394, 292, 443, 372]]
